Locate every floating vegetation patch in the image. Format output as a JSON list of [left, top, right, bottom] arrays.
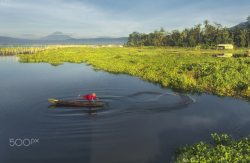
[[18, 47, 250, 100], [175, 133, 250, 163]]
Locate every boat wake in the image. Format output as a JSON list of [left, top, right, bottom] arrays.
[[46, 90, 196, 117]]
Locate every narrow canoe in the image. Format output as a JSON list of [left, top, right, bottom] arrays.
[[48, 98, 105, 107]]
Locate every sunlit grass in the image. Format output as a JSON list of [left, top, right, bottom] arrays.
[[17, 46, 250, 100], [0, 45, 98, 56], [0, 47, 47, 55]]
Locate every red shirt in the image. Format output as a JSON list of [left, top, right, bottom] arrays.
[[83, 94, 96, 101]]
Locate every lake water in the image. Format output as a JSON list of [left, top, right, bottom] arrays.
[[0, 56, 249, 163]]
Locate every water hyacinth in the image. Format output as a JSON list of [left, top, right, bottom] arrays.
[[17, 46, 250, 100], [175, 133, 250, 163]]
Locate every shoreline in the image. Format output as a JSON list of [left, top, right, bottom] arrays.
[[17, 46, 250, 101]]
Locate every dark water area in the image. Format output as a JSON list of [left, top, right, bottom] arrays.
[[0, 56, 249, 163]]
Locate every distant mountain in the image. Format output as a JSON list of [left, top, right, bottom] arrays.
[[231, 21, 250, 30], [40, 32, 73, 41], [0, 32, 128, 45], [75, 37, 128, 45], [0, 36, 30, 45]]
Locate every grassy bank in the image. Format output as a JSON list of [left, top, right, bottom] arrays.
[[0, 47, 48, 55], [18, 47, 250, 100], [175, 133, 250, 162], [0, 45, 91, 56]]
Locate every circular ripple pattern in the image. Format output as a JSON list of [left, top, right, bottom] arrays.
[[31, 90, 196, 141], [43, 90, 196, 119]]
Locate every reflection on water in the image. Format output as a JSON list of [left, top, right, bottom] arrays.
[[0, 56, 19, 61], [0, 56, 249, 163]]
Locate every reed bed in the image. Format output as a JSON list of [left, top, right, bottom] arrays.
[[0, 45, 93, 56], [0, 47, 48, 56]]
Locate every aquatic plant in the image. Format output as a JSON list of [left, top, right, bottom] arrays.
[[0, 45, 90, 56], [175, 133, 250, 162], [18, 46, 250, 100], [0, 47, 47, 55]]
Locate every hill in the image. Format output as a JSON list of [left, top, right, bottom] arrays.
[[231, 16, 250, 30], [0, 32, 128, 45], [40, 32, 74, 41]]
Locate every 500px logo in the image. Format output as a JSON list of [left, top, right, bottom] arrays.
[[9, 138, 39, 147]]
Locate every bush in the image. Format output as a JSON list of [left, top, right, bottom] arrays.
[[175, 133, 250, 163]]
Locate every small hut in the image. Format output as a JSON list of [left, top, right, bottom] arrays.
[[217, 44, 234, 50]]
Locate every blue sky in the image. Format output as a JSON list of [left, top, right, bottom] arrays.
[[0, 0, 249, 38]]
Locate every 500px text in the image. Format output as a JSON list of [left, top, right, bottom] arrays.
[[9, 138, 39, 147]]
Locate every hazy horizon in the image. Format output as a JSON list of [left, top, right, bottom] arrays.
[[0, 0, 250, 39], [0, 31, 128, 39]]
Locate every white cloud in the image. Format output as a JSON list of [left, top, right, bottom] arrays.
[[0, 0, 249, 38], [0, 0, 140, 38]]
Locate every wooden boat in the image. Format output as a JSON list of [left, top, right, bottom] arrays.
[[48, 98, 105, 108]]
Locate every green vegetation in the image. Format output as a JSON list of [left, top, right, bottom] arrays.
[[18, 47, 250, 100], [0, 45, 90, 56], [0, 47, 48, 55], [175, 133, 250, 162], [127, 17, 250, 48]]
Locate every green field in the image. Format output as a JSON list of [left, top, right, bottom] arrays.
[[18, 46, 250, 100]]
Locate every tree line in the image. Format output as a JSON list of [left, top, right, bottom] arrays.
[[127, 17, 250, 48]]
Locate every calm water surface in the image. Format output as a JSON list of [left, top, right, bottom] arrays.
[[0, 56, 249, 163]]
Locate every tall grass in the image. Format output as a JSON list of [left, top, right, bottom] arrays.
[[0, 47, 48, 55], [0, 45, 96, 56]]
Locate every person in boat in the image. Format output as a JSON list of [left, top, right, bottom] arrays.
[[82, 93, 97, 102]]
